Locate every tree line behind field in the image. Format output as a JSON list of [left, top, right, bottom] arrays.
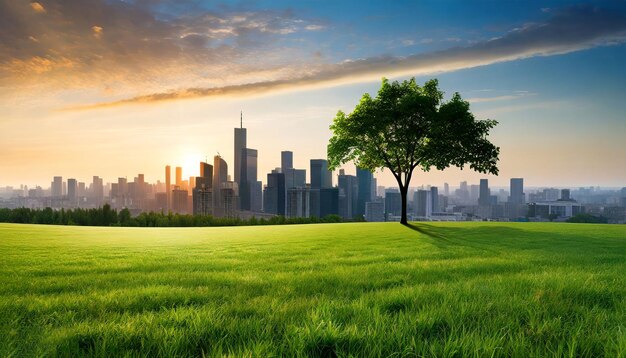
[[0, 205, 345, 227]]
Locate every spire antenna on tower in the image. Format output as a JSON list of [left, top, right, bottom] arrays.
[[240, 111, 243, 128]]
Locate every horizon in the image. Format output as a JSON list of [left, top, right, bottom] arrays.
[[1, 0, 625, 188]]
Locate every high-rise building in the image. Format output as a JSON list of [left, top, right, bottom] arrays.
[[287, 186, 311, 218], [263, 171, 285, 215], [356, 167, 373, 219], [560, 189, 571, 201], [310, 159, 332, 189], [284, 168, 306, 189], [67, 178, 77, 204], [212, 155, 228, 216], [239, 148, 258, 211], [365, 201, 385, 222], [385, 188, 402, 220], [509, 178, 524, 204], [165, 165, 171, 211], [320, 188, 339, 218], [478, 179, 490, 206], [338, 173, 358, 220], [172, 186, 188, 214], [281, 151, 293, 171], [92, 176, 104, 206], [444, 183, 449, 197], [431, 186, 439, 213], [234, 113, 247, 185], [414, 189, 432, 218], [175, 167, 182, 187], [192, 162, 213, 216], [51, 176, 62, 198]]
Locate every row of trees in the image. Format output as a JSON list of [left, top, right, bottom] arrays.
[[0, 205, 344, 227]]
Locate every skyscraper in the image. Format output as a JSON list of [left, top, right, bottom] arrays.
[[320, 188, 339, 217], [67, 178, 77, 205], [239, 148, 257, 211], [414, 189, 432, 218], [430, 186, 439, 213], [356, 167, 373, 218], [165, 165, 171, 211], [338, 172, 358, 220], [310, 159, 332, 189], [478, 179, 490, 206], [175, 166, 182, 187], [509, 178, 524, 204], [281, 151, 293, 171], [263, 171, 285, 215], [193, 162, 213, 216], [51, 176, 62, 198], [212, 155, 228, 215], [444, 182, 449, 197], [234, 113, 246, 185]]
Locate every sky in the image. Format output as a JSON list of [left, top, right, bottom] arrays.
[[1, 0, 625, 189]]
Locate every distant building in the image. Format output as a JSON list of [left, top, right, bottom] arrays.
[[51, 176, 62, 198], [172, 187, 189, 214], [509, 178, 525, 204], [356, 167, 373, 219], [192, 162, 213, 216], [281, 151, 293, 171], [320, 187, 339, 218], [287, 186, 311, 218], [414, 189, 432, 218], [165, 165, 171, 211], [431, 186, 439, 213], [310, 159, 332, 189], [338, 173, 358, 220], [239, 148, 258, 211], [219, 181, 238, 218], [478, 179, 490, 206], [528, 201, 584, 219], [212, 155, 228, 216], [263, 171, 285, 215], [67, 178, 77, 205], [365, 200, 385, 222], [385, 188, 402, 220]]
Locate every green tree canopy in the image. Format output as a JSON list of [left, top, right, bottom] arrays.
[[327, 78, 499, 224]]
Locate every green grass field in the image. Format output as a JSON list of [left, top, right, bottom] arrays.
[[0, 222, 625, 357]]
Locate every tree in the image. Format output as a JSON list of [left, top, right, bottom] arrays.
[[328, 78, 499, 224]]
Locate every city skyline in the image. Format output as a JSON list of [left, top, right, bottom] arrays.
[[1, 1, 626, 187]]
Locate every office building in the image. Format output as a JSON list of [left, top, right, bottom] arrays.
[[287, 186, 311, 218], [310, 159, 332, 189], [338, 173, 358, 220], [175, 166, 182, 187], [509, 178, 525, 204], [51, 176, 62, 198], [414, 189, 432, 218], [212, 155, 228, 216], [165, 165, 171, 211], [240, 148, 257, 211], [193, 162, 213, 216], [356, 167, 372, 219], [263, 171, 285, 215], [478, 179, 490, 206], [320, 187, 339, 218], [431, 186, 439, 213], [234, 113, 246, 185], [365, 201, 385, 222], [281, 151, 293, 171], [385, 188, 402, 220], [172, 187, 188, 214], [67, 178, 77, 204]]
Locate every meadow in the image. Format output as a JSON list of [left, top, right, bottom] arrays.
[[0, 222, 624, 357]]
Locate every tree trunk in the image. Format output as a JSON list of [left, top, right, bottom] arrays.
[[400, 185, 408, 225]]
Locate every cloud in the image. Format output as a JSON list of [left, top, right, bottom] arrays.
[[92, 26, 103, 39], [0, 0, 326, 101], [30, 2, 45, 13], [70, 5, 626, 110]]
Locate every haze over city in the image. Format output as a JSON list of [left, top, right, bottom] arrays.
[[1, 0, 626, 188]]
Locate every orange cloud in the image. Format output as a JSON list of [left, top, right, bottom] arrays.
[[30, 2, 46, 13], [92, 26, 103, 39]]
